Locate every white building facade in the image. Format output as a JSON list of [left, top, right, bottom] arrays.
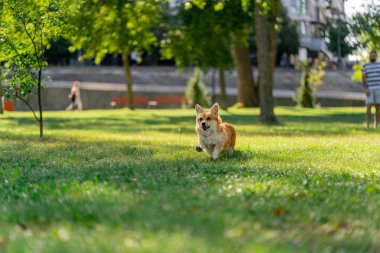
[[281, 0, 345, 60]]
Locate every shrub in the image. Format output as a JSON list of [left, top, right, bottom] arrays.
[[294, 59, 327, 108], [351, 63, 363, 83], [185, 68, 210, 108]]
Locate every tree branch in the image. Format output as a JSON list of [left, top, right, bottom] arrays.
[[32, 22, 37, 41], [39, 27, 44, 69], [14, 93, 40, 122], [21, 19, 41, 68]]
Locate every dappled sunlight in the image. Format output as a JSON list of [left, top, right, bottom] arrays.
[[0, 223, 244, 253], [1, 179, 136, 225], [219, 176, 306, 198], [1, 108, 380, 252], [1, 107, 374, 138], [213, 164, 380, 251]]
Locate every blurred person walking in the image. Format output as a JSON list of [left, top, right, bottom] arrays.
[[66, 81, 83, 111]]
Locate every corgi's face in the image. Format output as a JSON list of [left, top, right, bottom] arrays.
[[195, 104, 221, 132]]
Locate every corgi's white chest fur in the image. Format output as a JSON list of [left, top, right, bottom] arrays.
[[199, 128, 219, 146]]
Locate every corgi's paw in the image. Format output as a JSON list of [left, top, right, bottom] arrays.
[[195, 146, 203, 152], [212, 152, 219, 160]]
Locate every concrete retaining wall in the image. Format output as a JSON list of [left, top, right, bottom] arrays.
[[10, 86, 365, 111], [5, 66, 365, 111]]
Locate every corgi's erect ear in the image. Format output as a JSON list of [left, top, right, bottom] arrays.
[[210, 103, 219, 116], [195, 104, 203, 115]]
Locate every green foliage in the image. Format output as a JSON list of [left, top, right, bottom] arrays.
[[326, 21, 356, 57], [185, 68, 210, 108], [0, 0, 74, 137], [67, 0, 164, 110], [294, 59, 327, 108], [352, 63, 363, 83], [351, 2, 380, 51], [161, 0, 252, 70], [277, 10, 299, 59], [255, 0, 282, 15], [161, 0, 253, 109], [349, 52, 367, 83], [68, 0, 162, 63], [0, 0, 71, 93], [0, 107, 380, 252]]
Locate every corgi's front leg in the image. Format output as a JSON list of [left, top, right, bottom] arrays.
[[212, 144, 224, 160], [198, 140, 212, 157], [196, 139, 205, 152]]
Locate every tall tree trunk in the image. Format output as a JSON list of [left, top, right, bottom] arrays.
[[231, 43, 259, 107], [218, 67, 227, 109], [122, 51, 134, 110], [211, 68, 216, 104], [254, 1, 280, 123], [269, 9, 278, 75], [0, 68, 3, 114], [37, 67, 43, 139]]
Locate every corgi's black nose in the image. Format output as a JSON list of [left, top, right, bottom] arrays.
[[201, 122, 206, 126]]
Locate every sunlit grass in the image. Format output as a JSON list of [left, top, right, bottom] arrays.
[[0, 107, 379, 253]]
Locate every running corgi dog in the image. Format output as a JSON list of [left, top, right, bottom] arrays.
[[195, 103, 236, 160]]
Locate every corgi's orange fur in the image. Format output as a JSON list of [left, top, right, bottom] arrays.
[[195, 103, 236, 160]]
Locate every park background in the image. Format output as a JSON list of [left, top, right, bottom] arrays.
[[1, 0, 374, 116]]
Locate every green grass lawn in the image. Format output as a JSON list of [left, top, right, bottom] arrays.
[[0, 107, 380, 253]]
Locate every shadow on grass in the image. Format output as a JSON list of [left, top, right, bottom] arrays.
[[2, 110, 368, 137]]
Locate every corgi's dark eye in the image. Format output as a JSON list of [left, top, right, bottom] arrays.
[[207, 117, 211, 120], [199, 118, 203, 121]]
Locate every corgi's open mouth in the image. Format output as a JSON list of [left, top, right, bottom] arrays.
[[202, 125, 210, 131]]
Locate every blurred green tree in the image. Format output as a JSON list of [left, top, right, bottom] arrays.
[[161, 0, 258, 109], [163, 0, 284, 117], [351, 2, 380, 51], [349, 2, 379, 84], [0, 0, 73, 138], [161, 1, 230, 109], [326, 21, 355, 57], [277, 10, 299, 64], [68, 0, 162, 109]]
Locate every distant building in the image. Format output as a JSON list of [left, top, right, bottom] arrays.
[[281, 0, 345, 60]]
